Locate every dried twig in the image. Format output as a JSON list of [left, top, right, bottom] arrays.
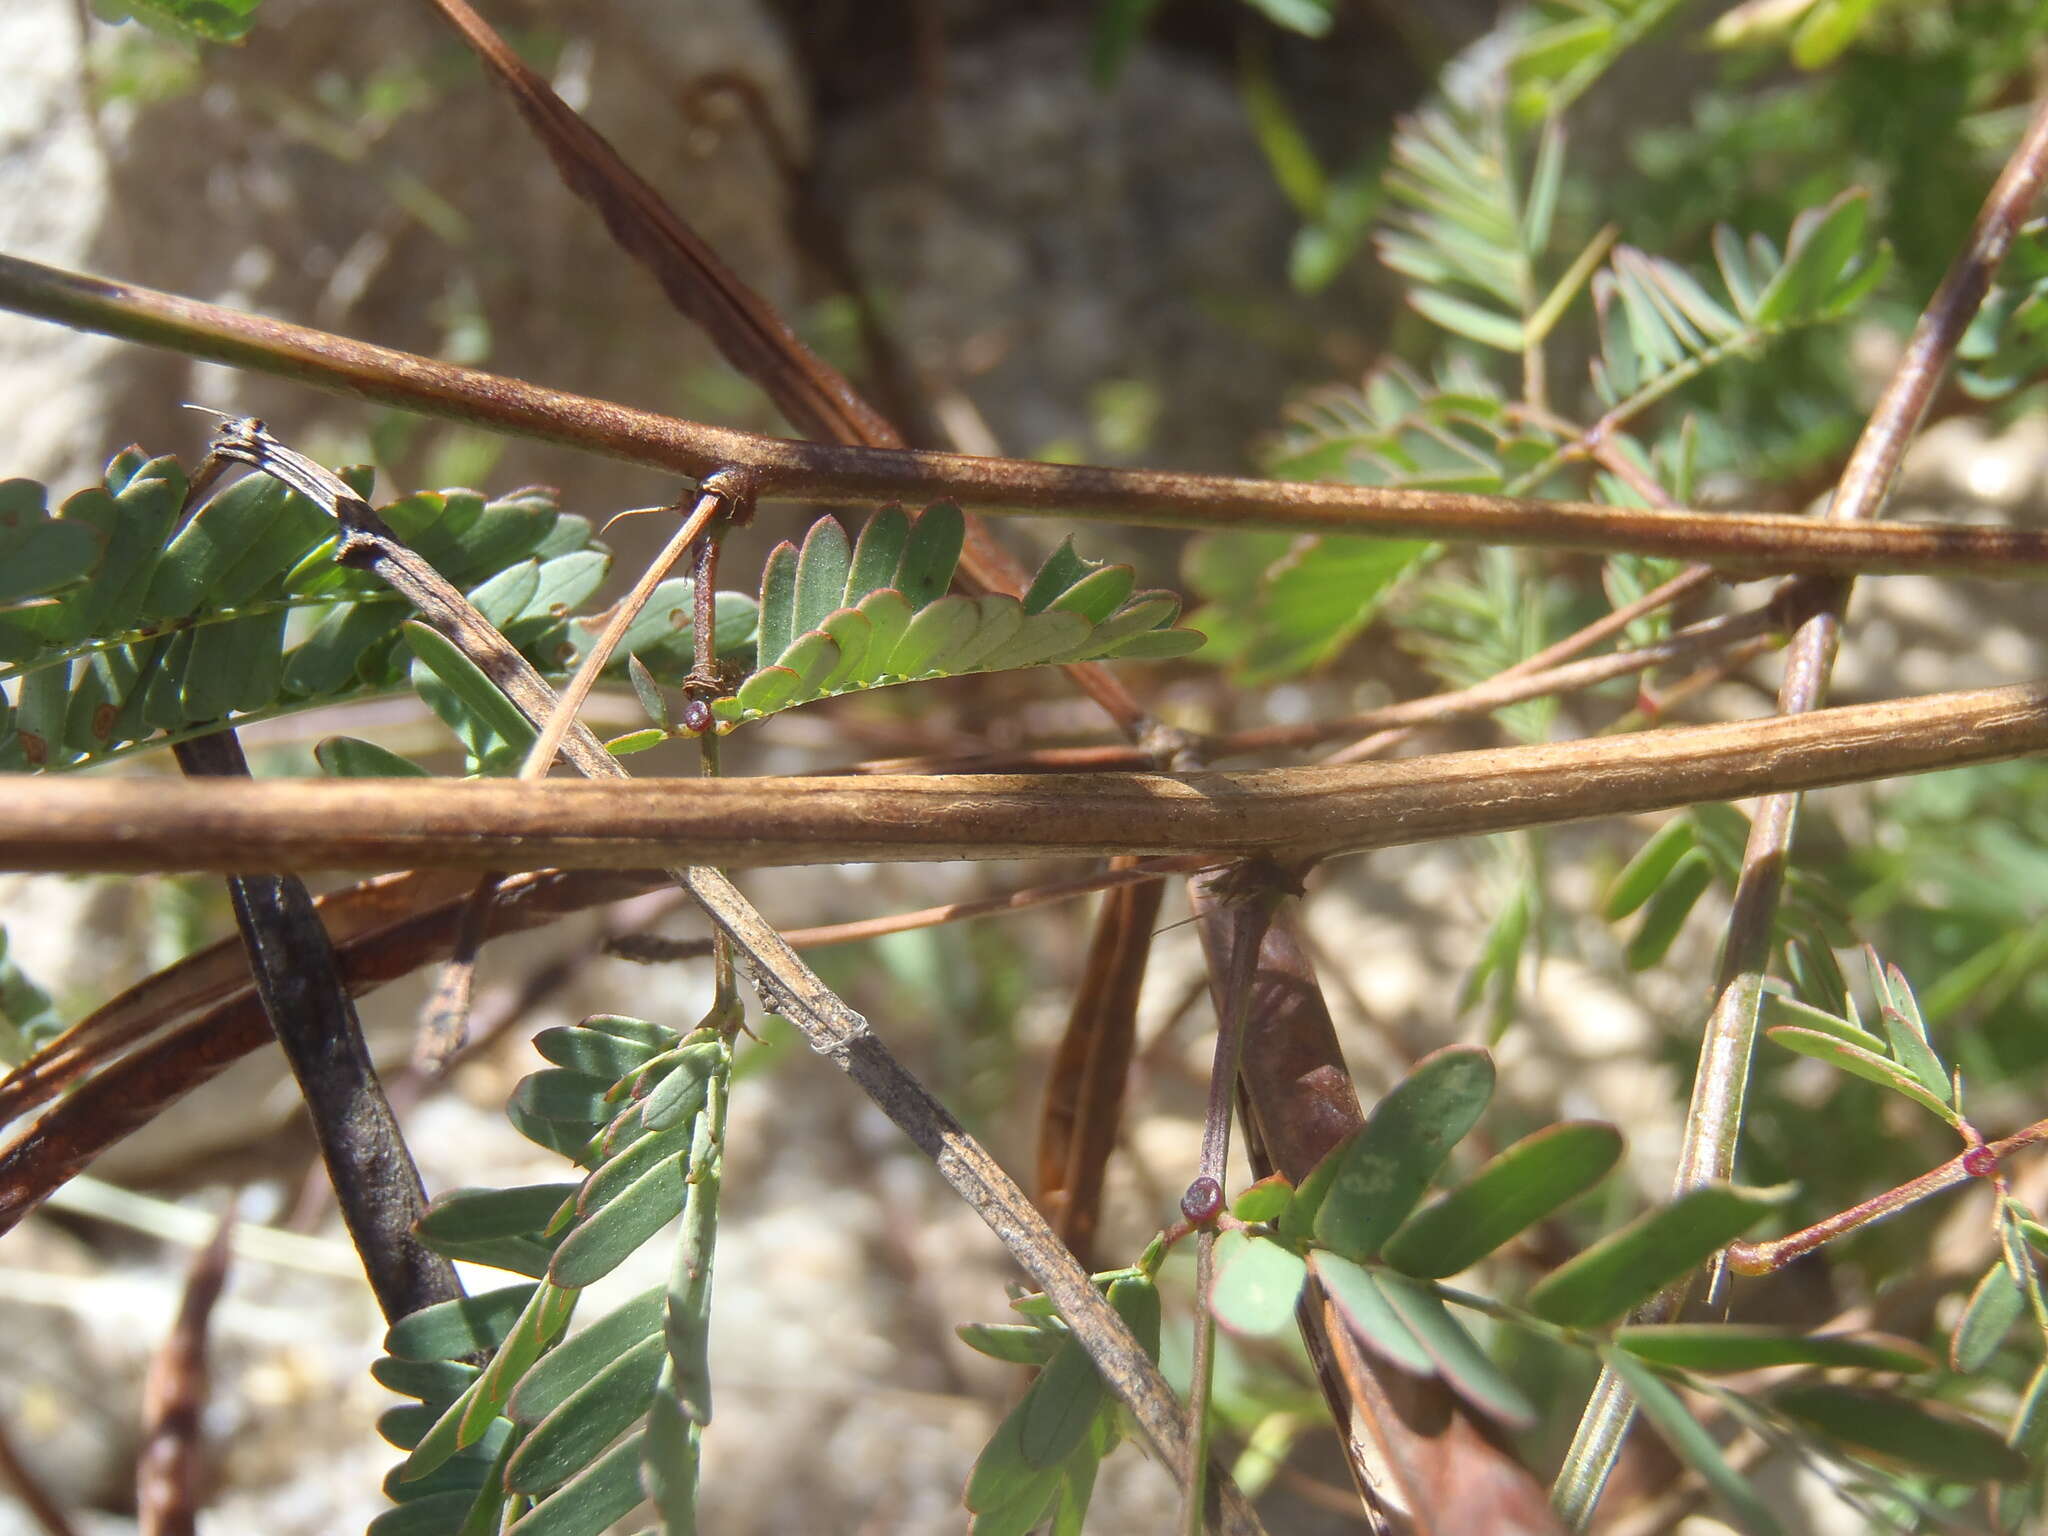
[[11, 679, 2044, 873], [1037, 860, 1167, 1267], [137, 1210, 233, 1536], [8, 255, 2048, 576], [0, 1411, 79, 1536]]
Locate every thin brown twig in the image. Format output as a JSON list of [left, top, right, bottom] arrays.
[[7, 256, 2048, 577], [0, 1411, 79, 1536], [137, 1209, 233, 1536], [609, 856, 1212, 967], [1037, 859, 1168, 1266]]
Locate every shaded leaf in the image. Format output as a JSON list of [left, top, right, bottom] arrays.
[[1374, 1271, 1534, 1428], [385, 1284, 539, 1362], [1952, 1259, 2027, 1373], [509, 1287, 665, 1426], [1773, 1384, 2029, 1482], [548, 1154, 688, 1288], [503, 1428, 649, 1536], [1766, 1026, 1959, 1126], [1617, 1325, 1935, 1375], [504, 1332, 664, 1494]]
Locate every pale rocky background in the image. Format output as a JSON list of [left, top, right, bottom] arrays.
[[4, 2, 2047, 1534]]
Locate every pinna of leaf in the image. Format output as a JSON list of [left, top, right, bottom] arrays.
[[698, 502, 1203, 732]]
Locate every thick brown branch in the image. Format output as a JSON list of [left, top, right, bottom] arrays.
[[7, 254, 2048, 576], [7, 681, 2043, 873]]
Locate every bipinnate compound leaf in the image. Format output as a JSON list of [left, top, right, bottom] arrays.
[[1380, 1120, 1623, 1278], [1285, 1045, 1495, 1261], [1528, 1182, 1793, 1328], [1617, 1325, 1935, 1375], [1208, 1230, 1308, 1338], [708, 505, 1201, 728], [1309, 1251, 1434, 1377], [1772, 1385, 2029, 1483], [1602, 1347, 1784, 1536]]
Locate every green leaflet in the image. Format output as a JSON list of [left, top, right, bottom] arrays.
[[1591, 192, 1889, 411], [1287, 1044, 1495, 1261], [504, 1333, 665, 1494], [507, 1286, 666, 1425], [1772, 1384, 2029, 1483], [1207, 1230, 1308, 1338], [1380, 1120, 1622, 1279], [708, 506, 1202, 728], [1617, 1324, 1935, 1376], [0, 478, 102, 607], [1527, 1182, 1794, 1328], [1310, 1251, 1435, 1377]]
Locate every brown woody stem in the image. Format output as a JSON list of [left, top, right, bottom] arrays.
[[5, 254, 2048, 576]]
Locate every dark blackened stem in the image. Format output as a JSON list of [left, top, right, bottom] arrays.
[[172, 731, 461, 1324]]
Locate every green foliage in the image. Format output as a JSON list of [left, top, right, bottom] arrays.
[[1958, 216, 2048, 398], [705, 505, 1201, 731], [373, 1013, 732, 1535], [93, 0, 269, 45], [0, 450, 747, 772], [1376, 100, 1578, 354], [1510, 0, 1691, 121], [2, 450, 1193, 769], [1763, 951, 1961, 1129], [0, 927, 62, 1064], [961, 1268, 1161, 1535]]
